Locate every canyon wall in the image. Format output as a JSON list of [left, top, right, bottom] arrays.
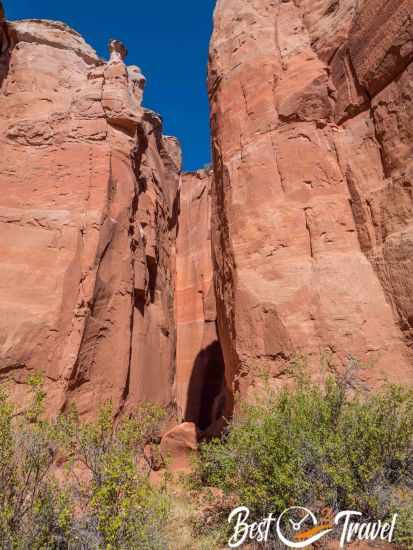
[[208, 0, 413, 402], [0, 19, 180, 417], [1, 1, 413, 431], [175, 170, 227, 431]]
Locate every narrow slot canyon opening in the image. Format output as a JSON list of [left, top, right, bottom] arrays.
[[185, 338, 226, 432], [134, 289, 145, 317], [146, 256, 158, 303]]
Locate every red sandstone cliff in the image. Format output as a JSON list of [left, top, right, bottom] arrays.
[[1, 1, 413, 434], [0, 19, 180, 417], [175, 169, 228, 432], [208, 0, 413, 404]]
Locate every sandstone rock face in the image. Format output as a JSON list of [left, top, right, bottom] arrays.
[[208, 0, 413, 402], [160, 421, 198, 472], [0, 19, 180, 417], [1, 1, 413, 434], [175, 170, 227, 431]]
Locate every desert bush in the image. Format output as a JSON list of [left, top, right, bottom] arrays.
[[394, 500, 413, 549], [1, 369, 412, 549], [196, 375, 413, 543], [0, 377, 170, 549], [55, 401, 169, 549], [0, 375, 70, 549]]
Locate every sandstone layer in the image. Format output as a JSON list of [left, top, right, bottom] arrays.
[[0, 19, 180, 417], [175, 170, 227, 431], [208, 0, 413, 403], [1, 0, 413, 433]]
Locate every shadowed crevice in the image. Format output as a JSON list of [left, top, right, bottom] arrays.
[[185, 338, 226, 431], [0, 16, 12, 87]]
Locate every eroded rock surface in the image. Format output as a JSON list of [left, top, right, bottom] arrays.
[[1, 1, 413, 432], [208, 0, 413, 403], [0, 19, 180, 417], [160, 421, 198, 472], [175, 170, 228, 432]]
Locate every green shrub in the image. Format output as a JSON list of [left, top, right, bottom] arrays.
[[55, 401, 169, 549], [0, 376, 70, 549], [1, 369, 412, 549], [196, 376, 413, 534], [394, 500, 413, 549], [0, 377, 170, 549]]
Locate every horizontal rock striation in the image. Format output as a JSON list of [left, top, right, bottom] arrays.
[[1, 0, 413, 434], [0, 19, 180, 417], [208, 0, 413, 403]]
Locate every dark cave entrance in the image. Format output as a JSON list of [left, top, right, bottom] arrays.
[[185, 338, 226, 432]]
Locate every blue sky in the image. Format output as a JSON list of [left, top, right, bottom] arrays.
[[6, 0, 216, 171]]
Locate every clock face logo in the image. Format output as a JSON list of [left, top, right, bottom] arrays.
[[276, 506, 334, 548]]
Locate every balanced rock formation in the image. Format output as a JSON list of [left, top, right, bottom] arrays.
[[208, 0, 413, 402], [0, 18, 180, 417]]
